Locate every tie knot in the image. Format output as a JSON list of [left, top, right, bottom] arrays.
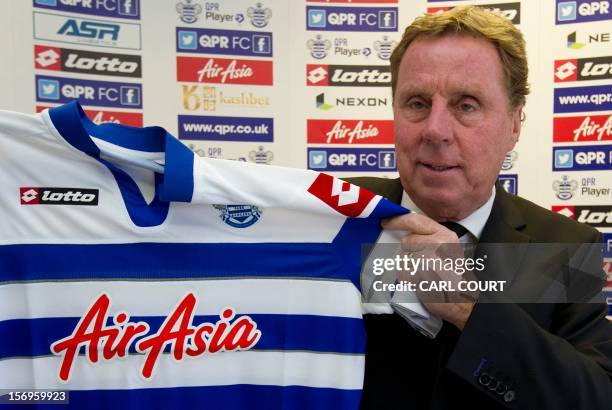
[[440, 222, 468, 239]]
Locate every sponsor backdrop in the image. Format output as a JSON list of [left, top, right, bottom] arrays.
[[0, 0, 610, 316]]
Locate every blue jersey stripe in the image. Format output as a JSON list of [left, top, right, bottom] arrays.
[[0, 314, 365, 359], [21, 385, 361, 410]]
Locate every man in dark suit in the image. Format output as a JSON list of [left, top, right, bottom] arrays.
[[350, 6, 612, 409]]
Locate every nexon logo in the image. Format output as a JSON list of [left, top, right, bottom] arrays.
[[306, 6, 397, 31], [306, 64, 390, 87], [20, 187, 99, 205], [554, 56, 612, 82], [34, 45, 142, 78]]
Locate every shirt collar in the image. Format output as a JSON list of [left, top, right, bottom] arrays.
[[400, 186, 496, 240]]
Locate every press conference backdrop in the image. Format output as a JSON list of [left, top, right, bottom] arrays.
[[0, 0, 610, 315]]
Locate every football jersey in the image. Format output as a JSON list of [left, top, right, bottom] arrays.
[[0, 101, 409, 409]]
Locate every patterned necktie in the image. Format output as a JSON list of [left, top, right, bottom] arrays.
[[441, 222, 468, 239]]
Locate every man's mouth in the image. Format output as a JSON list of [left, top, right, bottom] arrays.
[[420, 162, 459, 172]]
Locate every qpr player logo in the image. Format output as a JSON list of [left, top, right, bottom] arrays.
[[374, 36, 396, 60], [247, 3, 272, 28], [307, 35, 331, 59], [552, 175, 578, 200], [214, 204, 262, 228], [176, 0, 202, 24], [249, 146, 274, 164]]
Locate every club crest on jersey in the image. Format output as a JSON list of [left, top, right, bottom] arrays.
[[213, 204, 262, 228], [50, 293, 261, 382]]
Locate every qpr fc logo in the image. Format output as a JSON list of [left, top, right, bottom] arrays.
[[552, 175, 578, 200], [214, 204, 262, 228], [374, 36, 397, 60], [501, 150, 518, 171], [249, 146, 274, 164], [176, 0, 202, 24], [247, 3, 272, 28], [307, 35, 331, 60]]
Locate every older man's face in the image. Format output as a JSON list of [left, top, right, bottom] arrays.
[[393, 34, 522, 221]]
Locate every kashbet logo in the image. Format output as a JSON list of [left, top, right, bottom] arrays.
[[176, 0, 202, 23], [20, 187, 99, 205], [307, 119, 394, 144], [501, 150, 518, 170], [213, 204, 262, 228], [247, 3, 272, 28], [552, 175, 579, 200], [306, 6, 397, 32], [34, 45, 142, 78], [552, 205, 612, 227], [555, 56, 612, 82], [553, 114, 612, 142], [306, 64, 390, 87], [176, 56, 273, 86], [182, 85, 270, 111]]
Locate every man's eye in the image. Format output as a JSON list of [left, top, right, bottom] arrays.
[[458, 102, 476, 112], [408, 100, 427, 110]]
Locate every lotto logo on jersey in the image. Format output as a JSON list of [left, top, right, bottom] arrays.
[[306, 64, 390, 87], [306, 6, 397, 31], [176, 56, 273, 86], [33, 0, 140, 19], [33, 12, 142, 50], [308, 148, 396, 171], [427, 3, 521, 24], [307, 173, 376, 217], [552, 205, 612, 227], [176, 27, 272, 57], [554, 57, 612, 82], [36, 75, 142, 108], [20, 187, 99, 205], [556, 0, 612, 24], [553, 115, 612, 142], [307, 119, 394, 144], [37, 105, 143, 126], [34, 45, 142, 78]]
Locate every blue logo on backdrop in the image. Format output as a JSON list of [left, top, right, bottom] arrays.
[[306, 6, 397, 32], [553, 145, 612, 171], [556, 0, 612, 24], [213, 204, 262, 228], [178, 115, 273, 142], [35, 75, 142, 109], [175, 27, 273, 57], [498, 175, 518, 195], [307, 148, 396, 172], [603, 233, 612, 258], [554, 84, 612, 113], [34, 0, 140, 19]]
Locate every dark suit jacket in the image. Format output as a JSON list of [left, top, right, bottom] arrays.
[[348, 177, 612, 410]]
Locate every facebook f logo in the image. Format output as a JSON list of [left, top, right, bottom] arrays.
[[378, 11, 396, 29], [253, 35, 271, 54], [118, 0, 138, 16], [498, 175, 518, 195], [120, 86, 140, 106], [378, 151, 396, 169]]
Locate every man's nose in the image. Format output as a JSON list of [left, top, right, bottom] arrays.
[[421, 100, 454, 145]]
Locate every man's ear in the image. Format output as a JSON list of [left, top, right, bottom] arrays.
[[510, 105, 523, 145]]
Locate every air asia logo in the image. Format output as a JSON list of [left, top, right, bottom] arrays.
[[34, 0, 140, 19], [498, 175, 518, 195], [306, 6, 397, 31], [553, 114, 612, 142], [50, 293, 261, 381], [428, 3, 521, 24], [552, 205, 612, 227], [213, 204, 262, 227], [556, 0, 612, 24], [34, 45, 142, 78], [20, 187, 99, 205], [306, 64, 390, 86], [33, 12, 142, 50], [176, 56, 273, 86], [553, 145, 612, 171], [552, 175, 579, 200], [307, 119, 393, 144], [308, 148, 396, 171], [182, 85, 269, 111], [501, 150, 518, 170], [37, 106, 143, 127], [308, 173, 376, 217], [176, 28, 272, 57], [554, 56, 612, 82]]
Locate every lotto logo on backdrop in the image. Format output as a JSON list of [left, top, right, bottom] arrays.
[[176, 56, 272, 85], [36, 75, 142, 108], [556, 1, 612, 24], [554, 57, 612, 82], [178, 115, 273, 142], [306, 6, 397, 31], [33, 12, 141, 50], [554, 85, 612, 113], [427, 3, 521, 24], [34, 45, 142, 78], [498, 175, 518, 195], [307, 119, 393, 144], [552, 205, 612, 227], [306, 64, 390, 86], [553, 145, 612, 171], [33, 0, 140, 19], [37, 106, 143, 126], [553, 115, 612, 142], [175, 28, 272, 57], [307, 148, 396, 171]]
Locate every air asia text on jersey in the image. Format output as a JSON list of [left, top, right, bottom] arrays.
[[51, 293, 261, 381]]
